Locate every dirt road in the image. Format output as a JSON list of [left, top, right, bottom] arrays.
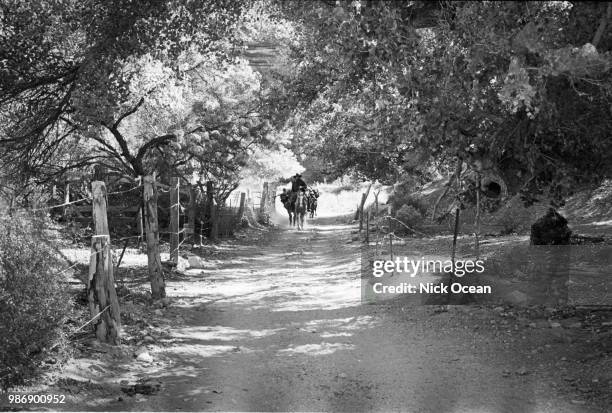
[[50, 219, 606, 412]]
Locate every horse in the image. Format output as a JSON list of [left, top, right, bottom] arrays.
[[307, 195, 317, 218], [282, 198, 294, 226], [294, 190, 307, 230]]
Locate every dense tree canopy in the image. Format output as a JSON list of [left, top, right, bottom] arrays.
[[270, 1, 612, 204], [0, 0, 250, 193], [1, 0, 611, 207]]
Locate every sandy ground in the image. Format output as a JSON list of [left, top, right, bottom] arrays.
[[5, 217, 611, 413]]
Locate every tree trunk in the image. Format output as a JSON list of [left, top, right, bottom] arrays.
[[169, 176, 180, 264], [432, 158, 462, 222], [592, 2, 612, 49], [143, 175, 166, 299], [474, 174, 481, 258], [359, 184, 372, 232], [88, 181, 121, 345]]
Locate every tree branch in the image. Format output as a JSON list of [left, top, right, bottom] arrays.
[[592, 2, 612, 49], [112, 97, 146, 129]]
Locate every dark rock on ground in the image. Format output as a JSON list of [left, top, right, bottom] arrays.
[[530, 208, 572, 245]]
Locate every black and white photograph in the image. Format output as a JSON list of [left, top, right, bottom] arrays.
[[1, 1, 611, 412]]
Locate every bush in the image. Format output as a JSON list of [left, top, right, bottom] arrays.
[[395, 204, 423, 233], [0, 212, 72, 390], [388, 191, 428, 218]]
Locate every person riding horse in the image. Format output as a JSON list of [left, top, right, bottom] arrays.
[[306, 188, 319, 217], [291, 174, 307, 199]]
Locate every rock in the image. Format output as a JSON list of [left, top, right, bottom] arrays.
[[530, 208, 571, 245], [136, 352, 153, 363], [161, 297, 171, 308], [494, 306, 505, 312], [516, 367, 529, 375], [570, 400, 586, 405], [154, 309, 163, 316], [338, 373, 347, 379], [601, 321, 612, 327], [550, 322, 562, 328], [143, 335, 155, 344], [506, 290, 529, 306]]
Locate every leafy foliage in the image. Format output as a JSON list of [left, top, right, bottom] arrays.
[[0, 212, 72, 389], [272, 0, 612, 204]]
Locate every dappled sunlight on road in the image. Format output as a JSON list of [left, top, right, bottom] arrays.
[[278, 342, 355, 356], [162, 344, 256, 358], [169, 325, 284, 342], [166, 222, 364, 312]]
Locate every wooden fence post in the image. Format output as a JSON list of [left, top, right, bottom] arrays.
[[136, 206, 144, 244], [268, 182, 278, 212], [188, 185, 196, 245], [260, 182, 269, 216], [88, 181, 121, 345], [63, 183, 70, 219], [143, 174, 166, 299], [205, 180, 214, 235], [238, 192, 246, 222], [365, 209, 370, 243], [169, 176, 180, 264], [210, 202, 219, 241]]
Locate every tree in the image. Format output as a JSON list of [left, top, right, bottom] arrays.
[[0, 0, 248, 185], [272, 0, 612, 206]]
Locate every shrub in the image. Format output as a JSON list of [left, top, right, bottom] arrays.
[[388, 191, 428, 218], [0, 212, 72, 390], [394, 204, 423, 233]]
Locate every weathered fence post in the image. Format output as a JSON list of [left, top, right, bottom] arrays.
[[205, 180, 214, 235], [169, 176, 180, 264], [88, 181, 121, 345], [63, 183, 70, 219], [260, 182, 269, 216], [143, 174, 165, 299], [136, 206, 144, 244], [238, 192, 246, 222], [268, 182, 278, 212], [187, 184, 196, 245], [210, 201, 219, 241], [474, 174, 481, 259], [365, 209, 370, 243]]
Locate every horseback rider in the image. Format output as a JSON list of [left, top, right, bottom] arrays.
[[291, 173, 307, 193], [289, 173, 307, 207]]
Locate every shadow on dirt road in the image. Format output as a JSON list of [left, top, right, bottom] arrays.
[[44, 218, 606, 412]]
